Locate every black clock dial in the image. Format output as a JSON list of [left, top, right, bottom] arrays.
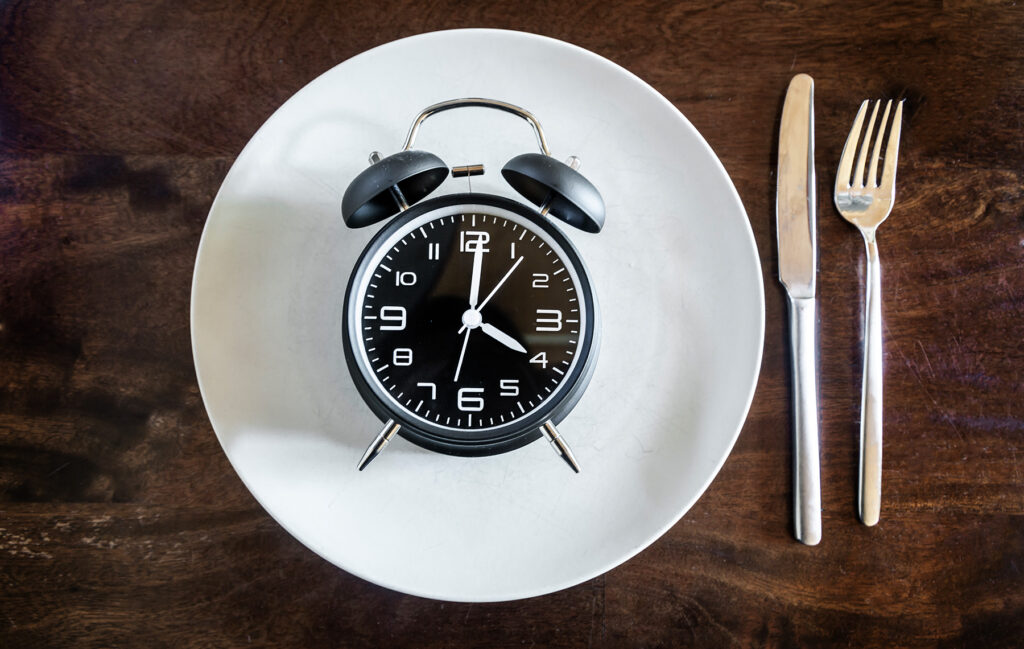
[[344, 196, 596, 451]]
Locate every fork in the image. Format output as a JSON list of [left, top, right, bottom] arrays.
[[834, 98, 904, 527]]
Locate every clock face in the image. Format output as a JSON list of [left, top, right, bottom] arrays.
[[345, 196, 596, 450]]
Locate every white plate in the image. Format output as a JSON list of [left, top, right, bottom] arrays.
[[191, 29, 764, 602]]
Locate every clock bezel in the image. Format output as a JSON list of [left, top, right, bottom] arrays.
[[342, 192, 600, 457]]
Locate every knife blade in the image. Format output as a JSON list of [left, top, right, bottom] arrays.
[[776, 73, 821, 546]]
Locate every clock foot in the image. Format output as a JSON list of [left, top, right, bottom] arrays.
[[356, 419, 401, 471], [541, 420, 581, 473]]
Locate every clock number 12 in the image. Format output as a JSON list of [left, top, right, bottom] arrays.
[[460, 231, 490, 253]]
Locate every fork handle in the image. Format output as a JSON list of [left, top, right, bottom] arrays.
[[788, 295, 821, 545], [860, 235, 883, 526]]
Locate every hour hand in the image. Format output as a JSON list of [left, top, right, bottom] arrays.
[[480, 322, 527, 353]]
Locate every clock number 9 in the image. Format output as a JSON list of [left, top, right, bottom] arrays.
[[457, 387, 485, 412], [379, 306, 406, 331]]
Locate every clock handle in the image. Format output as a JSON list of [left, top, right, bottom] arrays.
[[402, 98, 551, 155]]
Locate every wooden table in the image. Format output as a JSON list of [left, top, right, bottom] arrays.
[[2, 2, 1021, 647]]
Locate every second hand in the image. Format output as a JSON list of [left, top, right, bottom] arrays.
[[453, 324, 471, 382]]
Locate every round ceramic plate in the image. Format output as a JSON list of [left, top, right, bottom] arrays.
[[191, 29, 764, 602]]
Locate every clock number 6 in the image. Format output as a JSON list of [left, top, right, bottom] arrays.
[[457, 387, 485, 412]]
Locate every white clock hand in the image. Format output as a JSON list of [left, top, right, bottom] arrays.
[[458, 256, 525, 334], [469, 247, 483, 308], [478, 256, 523, 311], [480, 322, 527, 353], [453, 327, 471, 382]]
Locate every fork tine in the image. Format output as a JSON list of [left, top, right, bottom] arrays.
[[853, 100, 881, 188], [879, 100, 904, 192], [836, 100, 869, 191], [867, 100, 892, 187]]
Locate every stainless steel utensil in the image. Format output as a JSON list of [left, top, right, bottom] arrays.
[[834, 98, 904, 526], [777, 73, 821, 546]]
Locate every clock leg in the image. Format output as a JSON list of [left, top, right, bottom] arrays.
[[356, 419, 401, 471], [540, 421, 581, 474]]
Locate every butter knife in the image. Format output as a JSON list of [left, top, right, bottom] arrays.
[[776, 73, 821, 545]]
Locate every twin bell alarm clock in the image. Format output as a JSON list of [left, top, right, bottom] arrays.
[[340, 98, 605, 472]]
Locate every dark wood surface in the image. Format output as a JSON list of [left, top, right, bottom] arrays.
[[2, 1, 1022, 647]]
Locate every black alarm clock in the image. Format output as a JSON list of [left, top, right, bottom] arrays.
[[340, 98, 605, 472]]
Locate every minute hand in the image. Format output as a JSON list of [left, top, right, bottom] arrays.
[[468, 247, 483, 308]]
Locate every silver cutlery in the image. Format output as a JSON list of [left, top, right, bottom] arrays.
[[777, 73, 821, 545], [834, 98, 904, 526]]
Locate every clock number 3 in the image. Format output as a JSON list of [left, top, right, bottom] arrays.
[[535, 309, 563, 332]]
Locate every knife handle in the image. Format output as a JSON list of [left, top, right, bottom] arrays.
[[788, 295, 822, 545]]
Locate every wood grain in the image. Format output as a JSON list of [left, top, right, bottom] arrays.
[[2, 1, 1022, 647]]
